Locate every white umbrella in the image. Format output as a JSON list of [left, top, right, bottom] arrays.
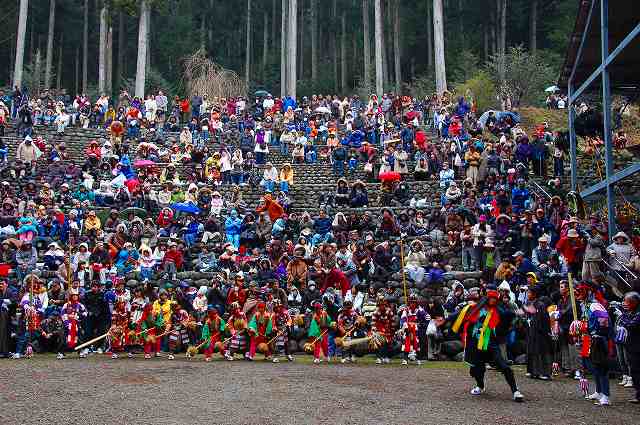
[[314, 106, 331, 114], [545, 85, 560, 92]]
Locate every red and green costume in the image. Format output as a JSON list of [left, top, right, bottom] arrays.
[[308, 311, 333, 359], [202, 315, 227, 358], [248, 311, 273, 358], [139, 307, 164, 355]]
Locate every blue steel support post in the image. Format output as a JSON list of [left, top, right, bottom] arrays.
[[567, 0, 595, 193], [600, 0, 616, 237], [568, 84, 578, 191]]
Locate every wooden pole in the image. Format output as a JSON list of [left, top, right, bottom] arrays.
[[568, 273, 578, 322]]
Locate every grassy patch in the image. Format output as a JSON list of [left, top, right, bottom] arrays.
[[518, 107, 568, 134]]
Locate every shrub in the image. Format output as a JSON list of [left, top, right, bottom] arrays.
[[453, 70, 498, 114]]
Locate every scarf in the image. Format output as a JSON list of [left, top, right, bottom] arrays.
[[452, 303, 501, 351]]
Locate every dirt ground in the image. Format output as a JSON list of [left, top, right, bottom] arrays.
[[1, 355, 639, 425]]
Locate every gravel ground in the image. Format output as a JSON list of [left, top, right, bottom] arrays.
[[1, 355, 639, 425]]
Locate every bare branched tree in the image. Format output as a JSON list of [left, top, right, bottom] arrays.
[[182, 49, 248, 99]]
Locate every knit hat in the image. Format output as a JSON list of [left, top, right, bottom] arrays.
[[498, 280, 511, 291]]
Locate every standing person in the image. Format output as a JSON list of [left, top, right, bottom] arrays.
[[155, 90, 168, 116], [83, 281, 108, 352], [451, 289, 524, 402], [619, 292, 640, 404], [167, 303, 190, 360], [191, 92, 203, 120], [337, 300, 358, 363], [309, 301, 333, 364], [247, 301, 273, 361], [271, 299, 294, 363], [0, 280, 14, 357], [524, 286, 553, 380], [226, 302, 249, 360], [138, 303, 164, 359], [464, 146, 481, 187], [556, 280, 582, 378], [108, 300, 131, 359], [582, 226, 605, 282], [573, 282, 612, 406], [400, 294, 428, 366], [556, 229, 586, 277], [201, 306, 231, 362], [372, 295, 394, 364]]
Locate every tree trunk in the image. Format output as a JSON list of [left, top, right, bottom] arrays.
[[281, 0, 288, 97], [374, 0, 383, 97], [200, 16, 206, 51], [410, 56, 415, 80], [341, 10, 347, 91], [83, 0, 88, 93], [98, 2, 108, 94], [106, 26, 113, 95], [262, 11, 268, 77], [499, 0, 507, 55], [483, 23, 488, 61], [381, 0, 388, 88], [298, 0, 304, 79], [75, 47, 79, 95], [208, 0, 214, 50], [45, 0, 56, 90], [245, 0, 251, 82], [13, 0, 28, 89], [117, 10, 125, 89], [146, 12, 151, 70], [352, 29, 357, 88], [33, 49, 42, 96], [311, 0, 318, 83], [287, 0, 298, 99], [529, 0, 537, 53], [10, 33, 15, 88], [29, 20, 34, 68], [362, 0, 371, 90], [393, 0, 401, 93], [272, 0, 277, 38], [490, 10, 496, 55], [498, 0, 507, 80], [332, 0, 338, 92], [56, 33, 63, 90], [433, 0, 447, 94], [135, 0, 150, 98], [426, 0, 433, 71]]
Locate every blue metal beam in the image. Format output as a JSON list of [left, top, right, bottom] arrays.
[[569, 0, 597, 84], [600, 0, 616, 237], [569, 86, 578, 191], [570, 20, 640, 103], [580, 163, 640, 198]]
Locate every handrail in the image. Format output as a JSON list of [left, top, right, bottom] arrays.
[[530, 180, 551, 200], [606, 253, 638, 280], [601, 258, 633, 289]]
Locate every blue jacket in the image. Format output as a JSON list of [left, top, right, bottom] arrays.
[[225, 216, 242, 236], [282, 97, 297, 112], [511, 187, 529, 211], [314, 217, 332, 235]]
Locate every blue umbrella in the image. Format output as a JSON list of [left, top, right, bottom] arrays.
[[479, 110, 521, 128], [170, 202, 200, 214]]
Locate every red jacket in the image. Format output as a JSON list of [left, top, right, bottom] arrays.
[[555, 236, 585, 265], [256, 197, 284, 222], [162, 249, 183, 270]]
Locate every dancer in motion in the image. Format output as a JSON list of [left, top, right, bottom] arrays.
[[309, 301, 333, 364], [201, 306, 230, 361], [451, 289, 524, 402]]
